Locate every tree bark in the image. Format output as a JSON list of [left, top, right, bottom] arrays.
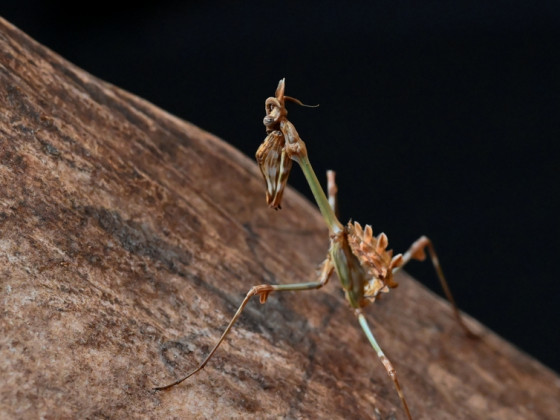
[[1, 17, 558, 420]]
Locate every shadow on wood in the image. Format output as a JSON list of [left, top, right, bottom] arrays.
[[1, 17, 559, 419]]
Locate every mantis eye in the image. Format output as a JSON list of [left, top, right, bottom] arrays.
[[263, 97, 284, 130]]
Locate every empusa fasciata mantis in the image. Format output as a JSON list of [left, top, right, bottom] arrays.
[[154, 79, 475, 419]]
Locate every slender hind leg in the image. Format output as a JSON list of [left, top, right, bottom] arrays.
[[153, 258, 334, 391], [394, 236, 476, 337], [357, 310, 412, 420]]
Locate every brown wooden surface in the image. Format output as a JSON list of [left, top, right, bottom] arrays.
[[1, 17, 559, 419]]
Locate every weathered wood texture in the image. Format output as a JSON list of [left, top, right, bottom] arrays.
[[1, 17, 559, 420]]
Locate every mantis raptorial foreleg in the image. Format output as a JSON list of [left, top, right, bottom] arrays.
[[153, 258, 334, 391], [394, 236, 476, 337]]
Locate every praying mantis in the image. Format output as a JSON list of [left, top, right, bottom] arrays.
[[154, 78, 474, 419]]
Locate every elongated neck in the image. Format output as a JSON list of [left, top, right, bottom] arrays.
[[296, 155, 344, 234]]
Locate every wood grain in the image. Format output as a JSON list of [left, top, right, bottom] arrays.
[[1, 17, 559, 419]]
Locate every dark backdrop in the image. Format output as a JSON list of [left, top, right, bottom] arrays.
[[4, 1, 559, 373]]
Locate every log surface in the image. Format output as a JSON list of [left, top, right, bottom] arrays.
[[1, 17, 559, 419]]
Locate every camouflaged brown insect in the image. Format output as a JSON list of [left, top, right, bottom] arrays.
[[155, 79, 475, 420]]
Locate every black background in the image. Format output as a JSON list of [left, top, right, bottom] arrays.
[[4, 2, 559, 373]]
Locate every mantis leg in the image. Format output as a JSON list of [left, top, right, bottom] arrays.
[[357, 310, 412, 420], [326, 170, 338, 216], [153, 258, 334, 391], [393, 236, 475, 337]]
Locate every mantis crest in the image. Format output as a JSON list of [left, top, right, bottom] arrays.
[[155, 79, 474, 419]]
